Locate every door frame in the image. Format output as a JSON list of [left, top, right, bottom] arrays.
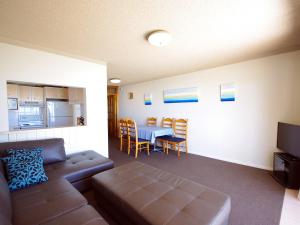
[[107, 86, 119, 137]]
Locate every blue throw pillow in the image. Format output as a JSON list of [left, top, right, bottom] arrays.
[[1, 148, 48, 191]]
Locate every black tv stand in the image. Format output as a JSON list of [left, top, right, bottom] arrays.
[[272, 152, 300, 189]]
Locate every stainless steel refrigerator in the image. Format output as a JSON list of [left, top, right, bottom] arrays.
[[47, 101, 73, 128]]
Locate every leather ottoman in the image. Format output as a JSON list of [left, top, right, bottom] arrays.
[[92, 161, 231, 225]]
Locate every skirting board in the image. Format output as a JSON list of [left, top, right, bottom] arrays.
[[191, 152, 272, 171], [164, 146, 272, 170]]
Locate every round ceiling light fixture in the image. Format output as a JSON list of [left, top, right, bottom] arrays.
[[148, 30, 172, 47], [109, 78, 121, 84]]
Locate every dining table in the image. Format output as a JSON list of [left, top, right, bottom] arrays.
[[137, 125, 174, 147]]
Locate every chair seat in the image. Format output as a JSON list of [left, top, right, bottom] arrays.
[[121, 136, 129, 140], [137, 138, 149, 143], [165, 136, 186, 143], [156, 135, 173, 140]]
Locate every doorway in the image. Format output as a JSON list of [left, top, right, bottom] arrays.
[[107, 86, 118, 137]]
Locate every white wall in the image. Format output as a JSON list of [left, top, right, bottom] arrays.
[[119, 51, 300, 170], [0, 43, 108, 157]]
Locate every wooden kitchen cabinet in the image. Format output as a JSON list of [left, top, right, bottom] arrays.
[[7, 84, 18, 98], [68, 87, 85, 104], [31, 87, 44, 102], [44, 87, 56, 99], [45, 87, 68, 99], [18, 85, 32, 101], [57, 88, 68, 99], [18, 85, 44, 102]]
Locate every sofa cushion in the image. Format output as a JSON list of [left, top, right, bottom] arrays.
[[0, 214, 12, 225], [0, 138, 66, 165], [45, 150, 114, 183], [12, 178, 87, 225], [0, 159, 5, 175], [0, 161, 12, 225], [43, 205, 108, 225], [92, 161, 231, 225], [2, 148, 48, 191]]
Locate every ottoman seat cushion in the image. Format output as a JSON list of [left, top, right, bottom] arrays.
[[92, 161, 231, 225]]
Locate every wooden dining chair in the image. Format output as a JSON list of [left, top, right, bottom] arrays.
[[127, 119, 150, 158], [156, 117, 174, 152], [161, 117, 174, 128], [147, 117, 157, 127], [119, 119, 128, 151], [164, 119, 188, 159]]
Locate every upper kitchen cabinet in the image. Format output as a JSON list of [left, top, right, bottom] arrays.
[[18, 85, 32, 101], [31, 87, 44, 102], [68, 87, 85, 104], [7, 84, 18, 98], [18, 85, 44, 103], [58, 88, 69, 99], [45, 87, 68, 99]]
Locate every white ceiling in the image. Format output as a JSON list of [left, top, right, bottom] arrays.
[[0, 0, 300, 85]]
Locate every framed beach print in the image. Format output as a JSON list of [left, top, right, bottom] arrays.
[[144, 94, 152, 105], [164, 87, 198, 103], [220, 83, 236, 102]]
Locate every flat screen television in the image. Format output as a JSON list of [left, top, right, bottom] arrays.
[[277, 122, 300, 159]]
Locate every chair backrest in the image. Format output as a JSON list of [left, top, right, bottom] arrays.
[[174, 119, 188, 139], [161, 117, 174, 128], [119, 119, 127, 137], [127, 119, 138, 143], [147, 117, 157, 127]]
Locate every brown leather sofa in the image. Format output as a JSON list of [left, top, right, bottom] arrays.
[[93, 161, 231, 225], [0, 138, 113, 225]]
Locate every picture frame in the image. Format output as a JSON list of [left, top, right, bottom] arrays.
[[128, 92, 134, 99], [7, 98, 18, 110], [220, 83, 236, 102], [144, 94, 152, 105], [164, 87, 199, 103]]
